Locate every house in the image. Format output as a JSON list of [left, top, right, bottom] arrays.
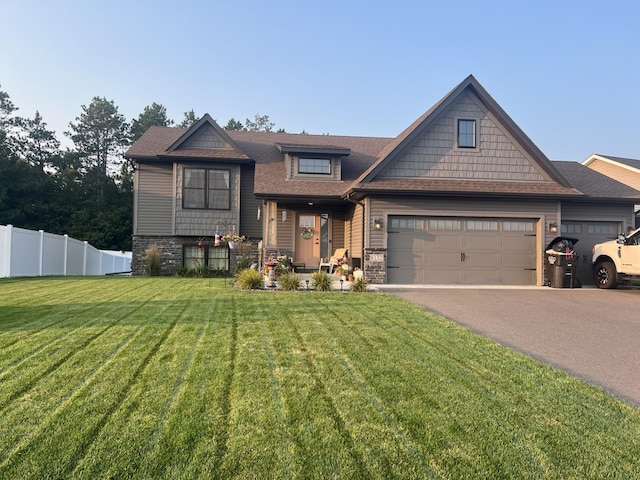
[[125, 75, 640, 286], [582, 154, 640, 228]]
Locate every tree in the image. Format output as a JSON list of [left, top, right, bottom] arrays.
[[244, 113, 275, 132], [0, 86, 19, 153], [16, 111, 60, 172], [179, 109, 200, 128], [65, 97, 129, 176], [224, 118, 244, 131], [130, 102, 174, 142]]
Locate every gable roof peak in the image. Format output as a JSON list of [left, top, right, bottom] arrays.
[[354, 74, 571, 188], [165, 113, 249, 158]]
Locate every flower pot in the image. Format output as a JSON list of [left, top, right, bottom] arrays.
[[228, 241, 237, 250]]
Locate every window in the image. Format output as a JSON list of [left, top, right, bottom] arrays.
[[183, 168, 230, 209], [298, 158, 331, 175], [457, 119, 476, 148], [466, 220, 498, 231], [184, 245, 229, 271]]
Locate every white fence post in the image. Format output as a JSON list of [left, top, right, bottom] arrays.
[[0, 224, 12, 278], [39, 230, 45, 277], [63, 234, 68, 276]]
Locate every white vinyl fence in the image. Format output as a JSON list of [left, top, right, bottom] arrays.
[[0, 224, 131, 278]]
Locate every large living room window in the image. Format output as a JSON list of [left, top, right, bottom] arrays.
[[183, 168, 230, 209], [298, 158, 331, 175]]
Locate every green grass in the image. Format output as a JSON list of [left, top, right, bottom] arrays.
[[0, 277, 639, 479]]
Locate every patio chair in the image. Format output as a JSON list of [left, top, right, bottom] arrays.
[[318, 248, 347, 274]]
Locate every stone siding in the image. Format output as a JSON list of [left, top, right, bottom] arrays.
[[132, 235, 260, 276], [364, 247, 387, 284]]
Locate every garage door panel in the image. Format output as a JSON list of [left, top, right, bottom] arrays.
[[561, 221, 620, 286], [387, 216, 537, 285]]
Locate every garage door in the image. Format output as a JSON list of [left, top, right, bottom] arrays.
[[387, 216, 537, 285], [560, 221, 620, 286]]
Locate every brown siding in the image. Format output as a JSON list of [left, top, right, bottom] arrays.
[[135, 163, 174, 235], [345, 203, 364, 261], [587, 160, 640, 191], [331, 212, 345, 252], [381, 91, 551, 182]]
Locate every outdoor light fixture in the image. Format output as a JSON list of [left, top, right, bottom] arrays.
[[374, 218, 383, 230], [548, 222, 558, 234]]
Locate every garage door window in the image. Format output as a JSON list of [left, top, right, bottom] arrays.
[[467, 220, 498, 231], [503, 221, 534, 232], [587, 224, 616, 235], [561, 224, 582, 234], [429, 219, 461, 230]]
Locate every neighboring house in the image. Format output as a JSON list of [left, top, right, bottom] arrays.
[[125, 75, 640, 286], [582, 154, 640, 228]]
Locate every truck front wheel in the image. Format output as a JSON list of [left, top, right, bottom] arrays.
[[594, 261, 618, 289]]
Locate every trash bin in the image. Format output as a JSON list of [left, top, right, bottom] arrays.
[[545, 236, 579, 288]]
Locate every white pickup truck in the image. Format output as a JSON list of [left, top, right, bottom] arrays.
[[592, 227, 640, 288]]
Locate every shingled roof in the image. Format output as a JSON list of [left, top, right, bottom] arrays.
[[553, 161, 640, 200]]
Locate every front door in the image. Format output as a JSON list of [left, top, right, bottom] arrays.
[[296, 214, 329, 267]]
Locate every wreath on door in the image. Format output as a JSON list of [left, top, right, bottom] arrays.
[[301, 227, 313, 239]]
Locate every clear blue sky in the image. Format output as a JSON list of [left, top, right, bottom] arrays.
[[2, 0, 639, 160]]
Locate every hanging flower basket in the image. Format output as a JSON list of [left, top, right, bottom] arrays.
[[221, 234, 245, 250]]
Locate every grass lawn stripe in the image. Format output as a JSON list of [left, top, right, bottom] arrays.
[[217, 292, 304, 479], [152, 291, 237, 478], [0, 299, 187, 477], [0, 324, 145, 463], [71, 294, 211, 477], [303, 293, 446, 479], [276, 295, 370, 479]]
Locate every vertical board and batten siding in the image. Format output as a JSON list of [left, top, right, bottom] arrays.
[[174, 164, 241, 237], [239, 164, 262, 239], [276, 207, 295, 256], [380, 91, 551, 183], [587, 160, 640, 191], [135, 163, 174, 235]]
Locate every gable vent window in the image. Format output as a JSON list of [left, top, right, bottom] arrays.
[[457, 119, 477, 148], [299, 158, 331, 175], [183, 168, 230, 210]]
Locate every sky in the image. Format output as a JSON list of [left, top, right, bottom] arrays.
[[2, 0, 639, 161]]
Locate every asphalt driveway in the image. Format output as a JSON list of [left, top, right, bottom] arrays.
[[382, 286, 640, 405]]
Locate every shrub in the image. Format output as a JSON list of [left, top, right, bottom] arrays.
[[143, 244, 162, 276], [235, 268, 263, 290], [311, 271, 332, 291], [349, 277, 368, 292], [278, 272, 301, 291]]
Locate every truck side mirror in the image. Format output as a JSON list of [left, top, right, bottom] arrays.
[[617, 233, 627, 244]]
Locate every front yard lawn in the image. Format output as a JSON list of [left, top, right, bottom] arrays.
[[0, 277, 638, 478]]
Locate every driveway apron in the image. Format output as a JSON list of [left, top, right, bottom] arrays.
[[384, 287, 640, 405]]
